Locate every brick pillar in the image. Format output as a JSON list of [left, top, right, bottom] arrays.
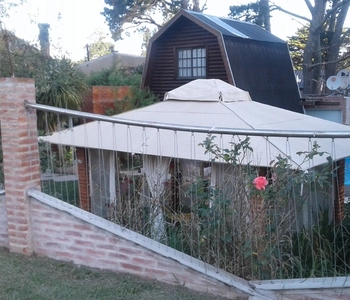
[[82, 86, 131, 115], [76, 147, 91, 212], [0, 78, 41, 255]]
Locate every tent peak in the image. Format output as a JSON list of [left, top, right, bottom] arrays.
[[163, 79, 252, 102]]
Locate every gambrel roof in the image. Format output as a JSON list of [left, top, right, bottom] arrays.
[[142, 10, 302, 113]]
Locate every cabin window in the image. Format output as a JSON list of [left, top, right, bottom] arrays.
[[178, 48, 206, 78]]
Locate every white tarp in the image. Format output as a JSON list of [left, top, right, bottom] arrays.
[[142, 156, 171, 242], [164, 79, 252, 102], [43, 79, 350, 170]]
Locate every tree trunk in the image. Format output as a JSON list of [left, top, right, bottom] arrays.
[[260, 0, 271, 32], [303, 0, 350, 95], [324, 1, 349, 86], [302, 0, 327, 95], [181, 0, 190, 9], [192, 0, 201, 12]]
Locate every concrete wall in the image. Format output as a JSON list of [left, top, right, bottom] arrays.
[[77, 53, 145, 76], [303, 96, 349, 125]]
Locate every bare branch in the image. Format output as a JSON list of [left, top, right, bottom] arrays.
[[138, 15, 163, 29], [270, 4, 311, 23], [321, 0, 350, 25], [271, 0, 350, 27], [304, 0, 314, 14], [340, 27, 350, 44], [310, 54, 350, 68]]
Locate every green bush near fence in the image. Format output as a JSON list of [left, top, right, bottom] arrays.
[[162, 137, 350, 280], [85, 65, 144, 87]]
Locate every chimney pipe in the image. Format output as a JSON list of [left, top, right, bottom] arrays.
[[38, 23, 50, 57]]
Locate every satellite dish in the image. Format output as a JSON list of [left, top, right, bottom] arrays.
[[326, 76, 340, 90], [336, 69, 350, 88], [337, 69, 350, 77]]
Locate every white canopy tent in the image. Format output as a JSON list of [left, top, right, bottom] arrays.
[[45, 79, 350, 170]]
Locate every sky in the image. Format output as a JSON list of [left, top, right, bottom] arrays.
[[2, 0, 326, 61]]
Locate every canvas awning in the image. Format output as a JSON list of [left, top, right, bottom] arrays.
[[43, 79, 350, 169]]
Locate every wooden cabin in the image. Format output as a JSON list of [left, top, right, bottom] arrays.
[[141, 9, 303, 113]]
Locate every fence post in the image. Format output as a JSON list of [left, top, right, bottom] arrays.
[[0, 78, 41, 255]]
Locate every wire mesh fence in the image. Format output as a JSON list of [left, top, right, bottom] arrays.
[[23, 103, 350, 281]]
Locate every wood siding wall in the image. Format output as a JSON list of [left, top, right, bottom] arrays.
[[146, 17, 228, 100]]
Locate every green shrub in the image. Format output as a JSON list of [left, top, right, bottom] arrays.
[[86, 64, 158, 115], [85, 65, 144, 87]]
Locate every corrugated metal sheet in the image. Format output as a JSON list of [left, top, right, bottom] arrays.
[[187, 11, 285, 43], [224, 38, 302, 112]]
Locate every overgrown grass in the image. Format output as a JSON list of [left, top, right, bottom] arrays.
[[0, 248, 232, 300], [41, 180, 79, 206]]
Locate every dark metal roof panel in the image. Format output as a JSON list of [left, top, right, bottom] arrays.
[[220, 18, 285, 43], [224, 37, 302, 113], [186, 10, 285, 43]]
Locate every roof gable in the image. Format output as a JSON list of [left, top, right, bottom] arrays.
[[149, 9, 286, 44]]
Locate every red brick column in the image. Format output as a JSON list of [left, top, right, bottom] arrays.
[[82, 86, 131, 115], [0, 78, 41, 255], [76, 147, 91, 212], [334, 159, 345, 224]]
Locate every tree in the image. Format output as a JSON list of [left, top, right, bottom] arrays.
[[0, 0, 25, 19], [288, 24, 350, 71], [337, 35, 350, 70], [141, 27, 157, 56], [35, 57, 89, 131], [267, 0, 350, 94], [0, 0, 27, 76], [0, 27, 48, 77], [102, 0, 206, 41], [288, 26, 310, 70], [229, 0, 271, 31], [300, 0, 350, 94], [86, 29, 115, 61]]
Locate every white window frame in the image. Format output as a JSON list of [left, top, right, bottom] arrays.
[[177, 47, 206, 78]]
